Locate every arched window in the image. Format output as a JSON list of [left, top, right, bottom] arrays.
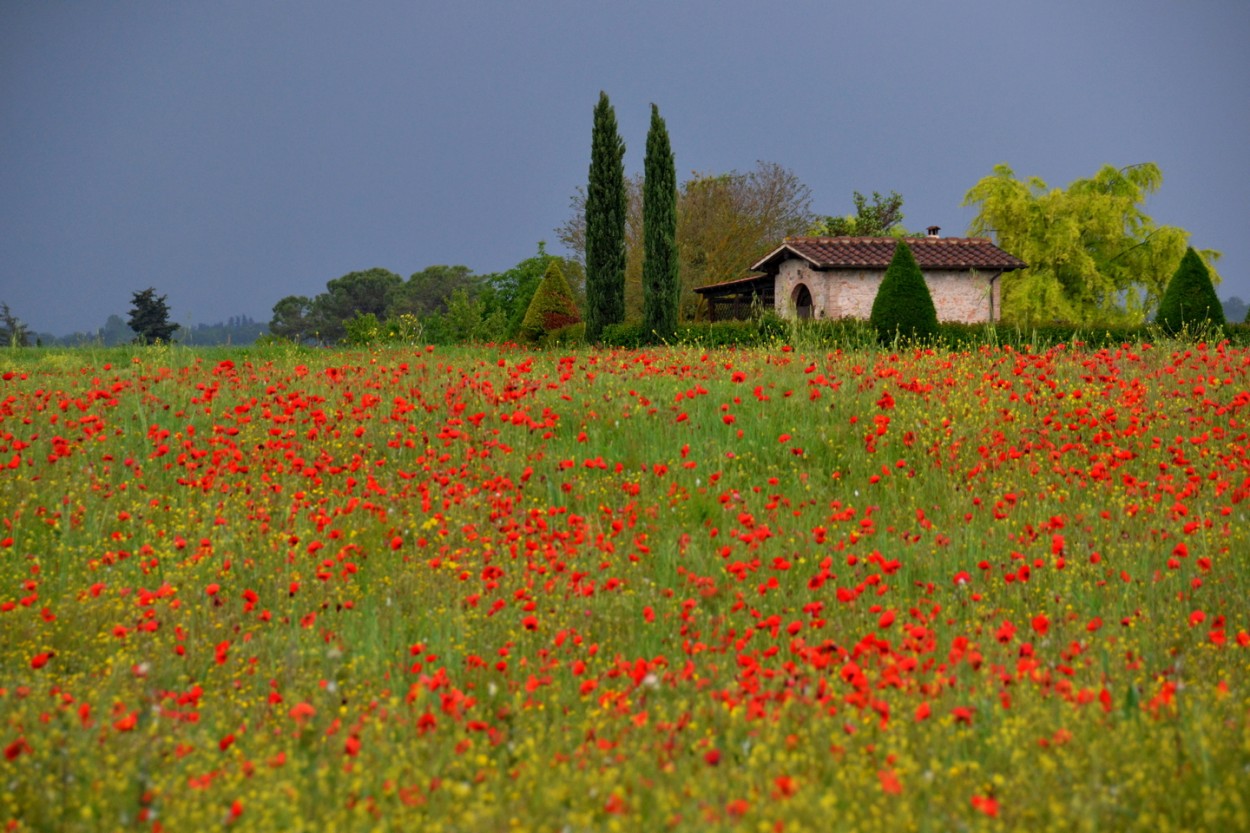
[[792, 283, 813, 319]]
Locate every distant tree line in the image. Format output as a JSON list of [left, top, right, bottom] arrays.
[[17, 312, 268, 346], [268, 245, 586, 346]]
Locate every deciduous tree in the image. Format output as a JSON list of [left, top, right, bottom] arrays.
[[309, 268, 404, 343], [643, 104, 679, 342], [963, 163, 1221, 325], [560, 160, 813, 321], [812, 190, 909, 237]]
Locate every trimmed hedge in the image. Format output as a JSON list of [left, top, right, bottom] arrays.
[[870, 240, 939, 344], [1156, 247, 1225, 334], [541, 315, 1250, 351], [519, 262, 582, 344], [598, 319, 1250, 350]]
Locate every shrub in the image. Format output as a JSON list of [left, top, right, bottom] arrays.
[[601, 321, 647, 348], [1156, 247, 1225, 334], [519, 262, 582, 344], [870, 241, 939, 343], [343, 313, 383, 346], [544, 322, 586, 347]]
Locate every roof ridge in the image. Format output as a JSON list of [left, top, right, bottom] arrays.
[[786, 235, 992, 243]]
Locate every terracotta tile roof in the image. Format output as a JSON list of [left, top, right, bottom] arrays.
[[692, 273, 771, 294], [751, 236, 1027, 272]]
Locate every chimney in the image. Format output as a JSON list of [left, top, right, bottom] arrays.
[[926, 226, 941, 238]]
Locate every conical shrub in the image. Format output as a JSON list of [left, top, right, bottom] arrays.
[[870, 240, 939, 343], [519, 261, 582, 344], [1156, 247, 1225, 334]]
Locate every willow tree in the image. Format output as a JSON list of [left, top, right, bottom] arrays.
[[584, 92, 627, 341], [643, 104, 678, 341], [963, 163, 1221, 326]]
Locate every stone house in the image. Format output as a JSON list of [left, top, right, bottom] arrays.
[[694, 228, 1026, 323]]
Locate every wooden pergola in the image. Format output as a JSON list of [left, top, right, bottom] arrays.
[[693, 274, 774, 322]]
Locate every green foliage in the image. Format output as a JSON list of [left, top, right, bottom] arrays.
[[269, 296, 315, 343], [870, 241, 939, 343], [572, 314, 1250, 351], [585, 91, 627, 342], [643, 104, 679, 343], [560, 161, 813, 323], [127, 287, 179, 344], [342, 313, 383, 346], [483, 243, 583, 339], [309, 268, 404, 343], [543, 322, 585, 347], [964, 163, 1222, 326], [424, 289, 508, 345], [273, 247, 588, 347], [518, 262, 581, 344], [811, 190, 911, 237], [1156, 247, 1226, 334], [251, 332, 302, 349], [390, 265, 478, 318]]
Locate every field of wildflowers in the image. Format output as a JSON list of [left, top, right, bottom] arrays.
[[2, 340, 1248, 831]]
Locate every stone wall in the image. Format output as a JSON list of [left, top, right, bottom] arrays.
[[773, 259, 1001, 323]]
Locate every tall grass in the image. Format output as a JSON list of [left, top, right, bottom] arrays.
[[1, 339, 1247, 831]]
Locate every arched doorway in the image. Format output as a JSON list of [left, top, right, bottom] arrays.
[[791, 283, 813, 319]]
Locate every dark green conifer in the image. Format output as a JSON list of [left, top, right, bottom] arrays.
[[1156, 247, 1225, 334], [585, 92, 626, 342], [869, 240, 939, 343], [128, 287, 179, 344], [643, 104, 679, 342]]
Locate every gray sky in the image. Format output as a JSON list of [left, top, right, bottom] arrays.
[[3, 1, 1248, 336]]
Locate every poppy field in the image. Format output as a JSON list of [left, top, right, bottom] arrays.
[[2, 340, 1249, 831]]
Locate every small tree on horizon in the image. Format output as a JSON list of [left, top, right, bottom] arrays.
[[128, 288, 178, 344], [585, 91, 627, 342], [643, 103, 679, 342], [869, 240, 939, 343], [1156, 246, 1226, 334], [1, 302, 31, 348]]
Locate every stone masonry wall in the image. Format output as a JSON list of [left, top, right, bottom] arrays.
[[773, 261, 1001, 323]]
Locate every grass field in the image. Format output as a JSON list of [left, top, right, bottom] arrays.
[[2, 339, 1248, 831]]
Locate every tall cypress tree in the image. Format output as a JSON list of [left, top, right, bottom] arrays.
[[643, 103, 679, 342], [585, 91, 627, 342]]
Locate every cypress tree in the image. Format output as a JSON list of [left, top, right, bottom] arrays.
[[585, 92, 627, 342], [643, 103, 679, 342], [869, 240, 939, 343], [1156, 246, 1225, 334]]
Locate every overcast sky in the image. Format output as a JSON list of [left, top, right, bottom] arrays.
[[3, 1, 1248, 336]]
